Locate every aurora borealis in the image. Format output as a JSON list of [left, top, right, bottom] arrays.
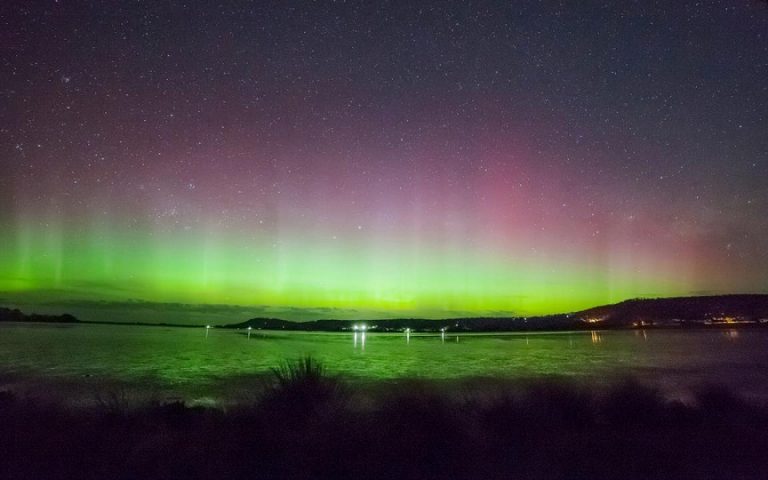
[[1, 1, 767, 321]]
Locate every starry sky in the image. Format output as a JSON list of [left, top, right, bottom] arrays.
[[1, 1, 767, 322]]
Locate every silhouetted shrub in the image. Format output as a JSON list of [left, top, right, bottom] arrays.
[[2, 366, 768, 480], [600, 380, 667, 427], [257, 356, 349, 426]]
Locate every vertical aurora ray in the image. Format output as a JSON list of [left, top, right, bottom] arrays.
[[0, 199, 716, 318]]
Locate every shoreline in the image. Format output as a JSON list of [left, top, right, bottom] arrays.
[[2, 362, 768, 479], [2, 316, 767, 334]]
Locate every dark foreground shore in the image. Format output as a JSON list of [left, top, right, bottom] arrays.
[[2, 358, 767, 480]]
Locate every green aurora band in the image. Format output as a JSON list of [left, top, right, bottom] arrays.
[[0, 220, 694, 320]]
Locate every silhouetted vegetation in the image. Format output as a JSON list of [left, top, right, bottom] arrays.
[[0, 307, 78, 324], [1, 358, 768, 479], [258, 356, 349, 426]]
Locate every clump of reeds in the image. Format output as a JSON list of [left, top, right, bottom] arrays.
[[270, 355, 328, 387], [258, 356, 349, 423]]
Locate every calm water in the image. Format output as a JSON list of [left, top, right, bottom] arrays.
[[2, 323, 768, 404]]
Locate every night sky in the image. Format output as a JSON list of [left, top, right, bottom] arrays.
[[2, 1, 767, 321]]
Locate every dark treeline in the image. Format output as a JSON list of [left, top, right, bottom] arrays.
[[1, 358, 767, 480], [0, 308, 198, 329], [0, 307, 78, 324]]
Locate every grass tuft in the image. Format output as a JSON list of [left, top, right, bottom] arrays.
[[270, 355, 328, 387], [259, 356, 349, 424]]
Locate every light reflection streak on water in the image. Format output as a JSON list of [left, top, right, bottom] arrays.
[[352, 331, 366, 350]]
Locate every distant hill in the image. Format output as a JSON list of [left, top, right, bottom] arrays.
[[572, 294, 768, 327], [0, 307, 79, 324], [225, 295, 768, 332]]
